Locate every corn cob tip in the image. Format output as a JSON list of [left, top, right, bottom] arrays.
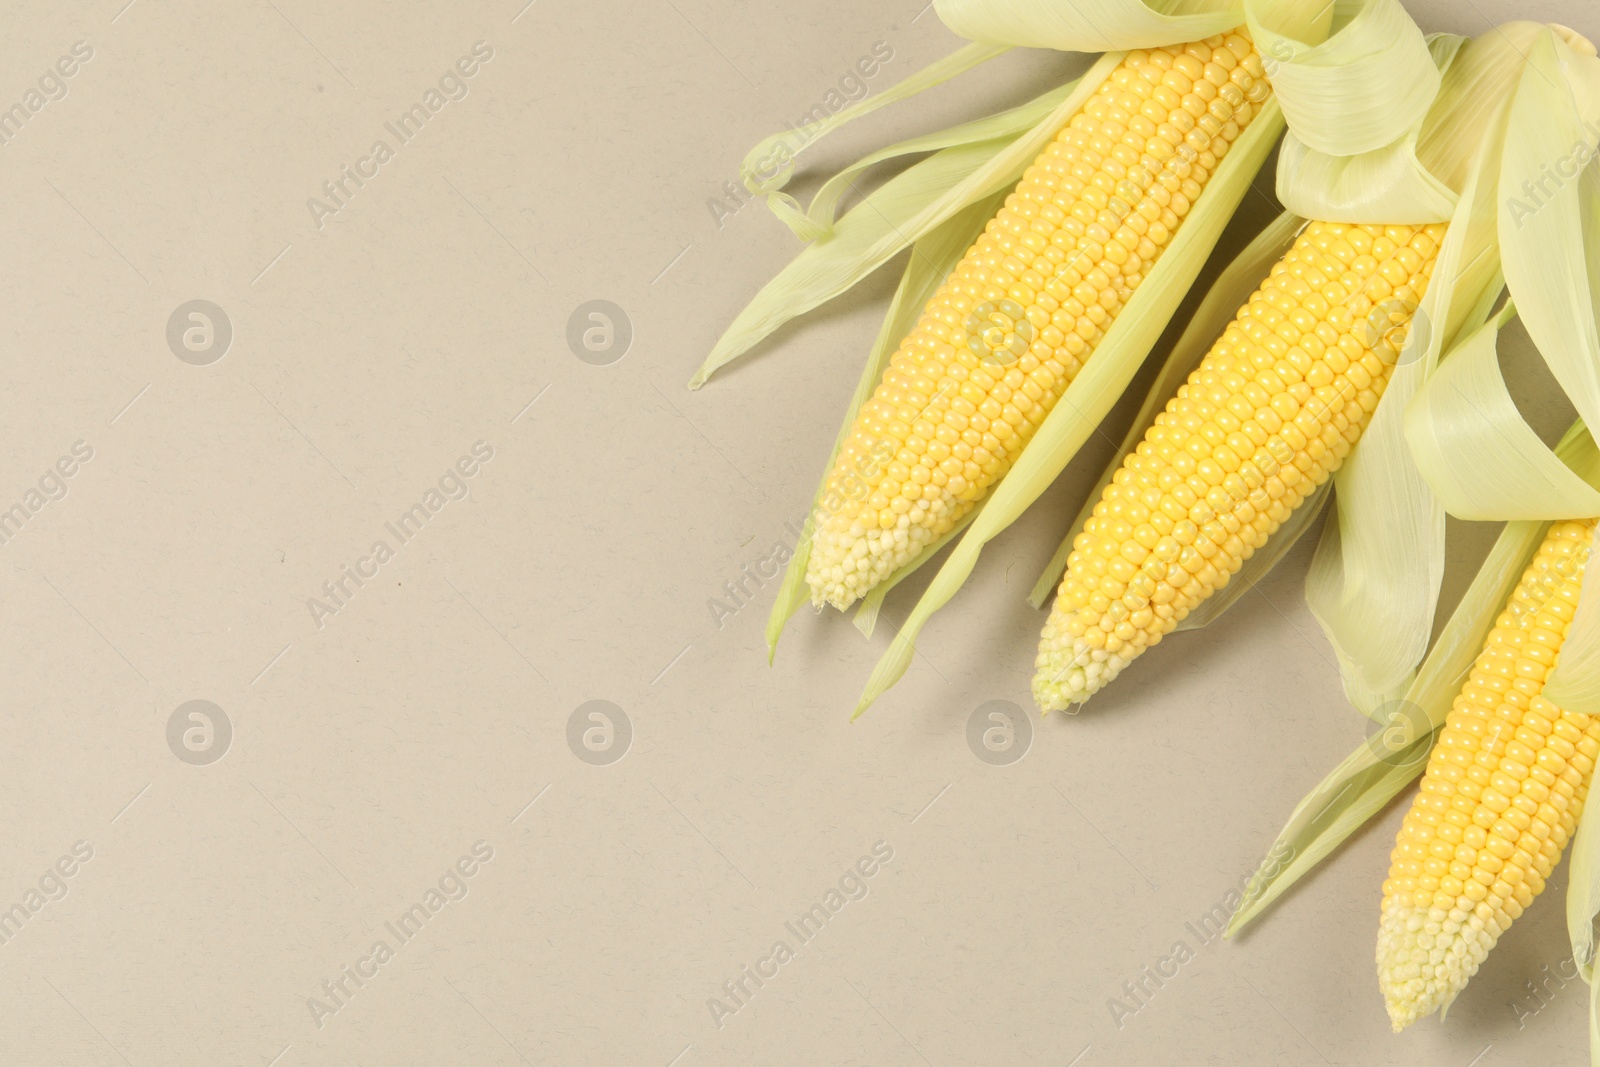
[[1376, 900, 1493, 1031], [1032, 634, 1134, 710], [808, 518, 941, 611], [1375, 520, 1600, 1032]]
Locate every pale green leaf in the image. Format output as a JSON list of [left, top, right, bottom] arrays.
[[1273, 125, 1456, 225], [1407, 306, 1600, 520], [1228, 514, 1552, 933], [691, 54, 1122, 389], [777, 78, 1074, 242], [1271, 30, 1462, 225], [1416, 26, 1547, 193], [1498, 32, 1600, 451], [1247, 0, 1437, 156], [934, 0, 1244, 52], [740, 42, 1013, 242], [1304, 33, 1520, 709]]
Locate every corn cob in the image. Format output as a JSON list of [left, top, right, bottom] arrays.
[[804, 33, 1273, 611], [1377, 519, 1600, 1029], [1032, 220, 1447, 709]]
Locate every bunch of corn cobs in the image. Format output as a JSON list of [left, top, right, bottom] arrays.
[[695, 0, 1600, 1049]]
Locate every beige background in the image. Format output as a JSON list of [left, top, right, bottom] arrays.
[[0, 0, 1595, 1064]]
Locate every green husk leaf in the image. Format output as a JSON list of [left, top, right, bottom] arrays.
[[779, 79, 1076, 241], [934, 0, 1244, 52], [1498, 33, 1600, 459], [1227, 514, 1552, 933], [1247, 0, 1437, 156], [691, 55, 1121, 389], [1407, 304, 1600, 519], [1304, 27, 1521, 714], [852, 94, 1286, 718], [764, 192, 1008, 660], [1029, 210, 1307, 609], [741, 42, 1016, 242], [1272, 34, 1463, 223]]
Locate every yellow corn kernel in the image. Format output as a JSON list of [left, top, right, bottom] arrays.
[[805, 33, 1272, 610], [1376, 519, 1600, 1031], [1033, 220, 1446, 709]]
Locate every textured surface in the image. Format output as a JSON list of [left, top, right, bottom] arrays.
[[1035, 221, 1444, 708], [1379, 520, 1600, 1031], [1, 2, 1596, 1066], [806, 35, 1268, 610]]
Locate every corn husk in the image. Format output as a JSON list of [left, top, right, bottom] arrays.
[[1300, 26, 1525, 718], [738, 42, 1011, 243]]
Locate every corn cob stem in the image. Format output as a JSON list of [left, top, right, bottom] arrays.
[[1033, 220, 1446, 709], [1378, 519, 1600, 1030], [805, 33, 1272, 611]]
